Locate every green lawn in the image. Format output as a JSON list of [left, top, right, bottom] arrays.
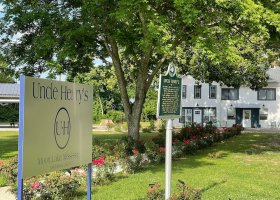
[[92, 133, 280, 200], [0, 131, 280, 199], [0, 131, 18, 161]]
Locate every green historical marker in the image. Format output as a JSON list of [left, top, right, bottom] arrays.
[[157, 64, 182, 119]]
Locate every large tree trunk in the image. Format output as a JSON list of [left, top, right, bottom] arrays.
[[127, 110, 142, 141], [103, 36, 162, 141]]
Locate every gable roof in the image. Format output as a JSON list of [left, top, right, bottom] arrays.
[[0, 83, 20, 98]]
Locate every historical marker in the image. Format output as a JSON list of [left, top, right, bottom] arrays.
[[157, 64, 182, 118], [156, 64, 182, 200]]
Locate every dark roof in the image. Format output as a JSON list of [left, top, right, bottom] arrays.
[[0, 83, 20, 97]]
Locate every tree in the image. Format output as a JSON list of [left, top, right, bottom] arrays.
[[0, 0, 279, 140], [74, 65, 123, 122], [0, 56, 15, 83]]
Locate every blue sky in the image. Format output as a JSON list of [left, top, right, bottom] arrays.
[[0, 4, 3, 18]]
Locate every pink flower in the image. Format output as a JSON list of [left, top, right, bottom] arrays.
[[31, 182, 41, 189], [0, 160, 3, 167], [100, 154, 105, 160], [132, 149, 139, 155], [183, 139, 191, 145], [159, 147, 166, 153]]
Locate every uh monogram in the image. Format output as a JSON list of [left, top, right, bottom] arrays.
[[54, 107, 71, 149], [55, 120, 71, 135]]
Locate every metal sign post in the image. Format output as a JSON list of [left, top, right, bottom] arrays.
[[156, 64, 182, 200], [165, 119, 173, 199]]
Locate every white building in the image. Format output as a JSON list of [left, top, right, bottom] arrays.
[[174, 67, 280, 128]]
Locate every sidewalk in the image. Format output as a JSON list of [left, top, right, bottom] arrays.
[[243, 128, 280, 134], [0, 126, 112, 132], [0, 128, 18, 132], [0, 187, 16, 200]]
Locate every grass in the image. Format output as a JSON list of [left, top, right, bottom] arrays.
[[0, 131, 18, 161], [0, 131, 280, 199], [91, 133, 280, 200], [93, 131, 158, 144]]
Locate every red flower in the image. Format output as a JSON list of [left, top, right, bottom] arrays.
[[183, 139, 191, 145], [159, 147, 166, 153], [132, 149, 139, 155], [185, 127, 191, 133], [172, 139, 178, 145], [92, 159, 105, 166], [190, 135, 197, 140], [203, 133, 209, 137], [31, 182, 41, 189], [92, 155, 105, 166]]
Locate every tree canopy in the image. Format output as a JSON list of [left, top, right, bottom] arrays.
[[0, 56, 15, 83], [0, 0, 279, 140]]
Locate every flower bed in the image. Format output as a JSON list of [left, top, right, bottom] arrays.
[[0, 123, 243, 198]]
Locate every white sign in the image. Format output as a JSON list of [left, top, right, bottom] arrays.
[[21, 76, 92, 178]]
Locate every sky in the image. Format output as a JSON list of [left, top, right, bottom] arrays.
[[0, 4, 3, 18]]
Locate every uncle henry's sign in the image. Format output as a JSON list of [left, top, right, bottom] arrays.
[[20, 76, 92, 178]]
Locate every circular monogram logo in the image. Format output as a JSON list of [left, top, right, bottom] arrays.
[[168, 64, 176, 77], [54, 107, 71, 149]]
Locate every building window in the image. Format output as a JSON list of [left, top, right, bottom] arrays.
[[203, 108, 216, 123], [209, 85, 217, 99], [179, 109, 185, 123], [179, 108, 192, 124], [182, 85, 187, 99], [260, 108, 268, 120], [194, 85, 201, 99], [186, 109, 192, 123], [258, 88, 276, 100], [227, 108, 236, 120], [221, 88, 239, 100]]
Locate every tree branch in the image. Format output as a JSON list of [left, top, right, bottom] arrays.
[[103, 36, 132, 114]]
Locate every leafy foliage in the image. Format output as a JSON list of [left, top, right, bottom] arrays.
[[0, 0, 279, 140]]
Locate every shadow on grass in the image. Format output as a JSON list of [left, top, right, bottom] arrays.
[[200, 180, 227, 193], [208, 133, 280, 155]]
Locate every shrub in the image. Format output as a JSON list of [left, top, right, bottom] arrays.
[[114, 123, 122, 132], [0, 156, 18, 184], [92, 155, 117, 185], [171, 180, 202, 200], [144, 141, 161, 163], [0, 156, 83, 199], [124, 150, 147, 173], [148, 120, 155, 131], [122, 122, 128, 131], [105, 110, 125, 123], [152, 133, 165, 147], [122, 136, 145, 156], [23, 171, 82, 199], [140, 180, 201, 200], [172, 141, 185, 158], [146, 183, 164, 200], [142, 127, 152, 133]]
